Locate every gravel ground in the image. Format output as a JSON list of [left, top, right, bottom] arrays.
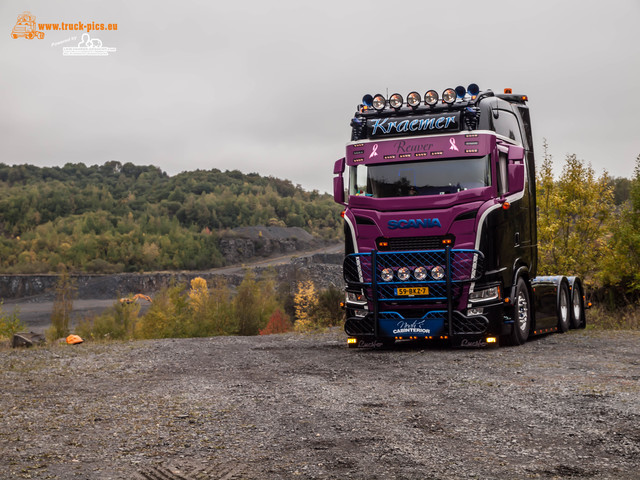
[[1, 329, 639, 480]]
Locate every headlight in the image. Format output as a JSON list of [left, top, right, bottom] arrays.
[[389, 93, 403, 110], [407, 91, 421, 108], [424, 90, 439, 106], [346, 291, 366, 303], [414, 266, 427, 281], [372, 94, 386, 111], [469, 286, 500, 303], [397, 267, 410, 281], [431, 266, 445, 280], [442, 88, 456, 105], [381, 268, 394, 282]]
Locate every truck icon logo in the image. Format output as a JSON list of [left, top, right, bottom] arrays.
[[11, 12, 44, 39], [388, 218, 442, 230]]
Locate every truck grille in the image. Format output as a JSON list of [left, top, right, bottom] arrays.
[[343, 249, 484, 303]]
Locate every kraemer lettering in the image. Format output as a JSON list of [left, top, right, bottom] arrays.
[[369, 113, 458, 137]]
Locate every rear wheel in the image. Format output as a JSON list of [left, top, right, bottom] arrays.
[[570, 283, 585, 329], [507, 278, 531, 346], [557, 283, 570, 333]]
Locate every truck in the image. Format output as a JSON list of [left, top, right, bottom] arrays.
[[332, 85, 586, 348], [11, 12, 45, 40]]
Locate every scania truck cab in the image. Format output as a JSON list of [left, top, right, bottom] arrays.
[[333, 85, 586, 347]]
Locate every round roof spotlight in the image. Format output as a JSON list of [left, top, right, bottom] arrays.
[[455, 85, 467, 100], [442, 88, 456, 105], [424, 90, 439, 106], [407, 91, 421, 108], [389, 93, 404, 110], [362, 94, 373, 107], [414, 266, 428, 281], [397, 267, 411, 282], [467, 83, 480, 97], [372, 94, 386, 111], [381, 268, 394, 282]]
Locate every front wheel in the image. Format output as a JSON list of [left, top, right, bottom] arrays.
[[506, 278, 531, 346]]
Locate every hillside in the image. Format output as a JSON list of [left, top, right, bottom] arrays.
[[0, 162, 343, 274]]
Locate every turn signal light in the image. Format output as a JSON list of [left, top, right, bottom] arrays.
[[347, 338, 357, 345], [486, 337, 497, 344]]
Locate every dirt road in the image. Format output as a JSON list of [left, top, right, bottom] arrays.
[[1, 329, 639, 479]]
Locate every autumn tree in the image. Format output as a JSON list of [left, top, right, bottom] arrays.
[[536, 143, 613, 282], [600, 155, 640, 301], [293, 280, 318, 332]]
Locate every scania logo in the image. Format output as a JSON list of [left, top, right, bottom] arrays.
[[388, 218, 442, 230]]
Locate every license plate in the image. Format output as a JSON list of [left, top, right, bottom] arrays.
[[395, 287, 429, 297]]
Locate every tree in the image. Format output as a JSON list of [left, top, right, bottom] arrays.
[[47, 266, 77, 340], [259, 309, 291, 335], [293, 280, 318, 332], [601, 155, 640, 301], [536, 144, 613, 282]]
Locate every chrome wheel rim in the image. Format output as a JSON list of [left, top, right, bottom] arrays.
[[517, 291, 528, 333], [560, 289, 568, 324], [572, 290, 581, 320]]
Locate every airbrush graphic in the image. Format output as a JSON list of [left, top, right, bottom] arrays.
[[63, 33, 116, 56], [11, 12, 45, 39]]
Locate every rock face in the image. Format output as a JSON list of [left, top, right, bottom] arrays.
[[219, 226, 319, 264], [0, 253, 345, 301]]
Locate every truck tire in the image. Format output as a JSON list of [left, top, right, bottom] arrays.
[[507, 278, 531, 346], [570, 282, 585, 329], [557, 282, 570, 333]]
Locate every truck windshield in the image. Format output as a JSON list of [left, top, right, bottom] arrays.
[[349, 155, 491, 198]]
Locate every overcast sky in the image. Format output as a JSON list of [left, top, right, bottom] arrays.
[[2, 0, 639, 193]]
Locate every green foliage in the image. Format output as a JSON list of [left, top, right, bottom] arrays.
[[293, 280, 343, 332], [0, 302, 25, 340], [600, 155, 640, 301], [536, 142, 613, 282], [0, 162, 343, 273]]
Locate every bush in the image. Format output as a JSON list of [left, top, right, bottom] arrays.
[[0, 302, 25, 340]]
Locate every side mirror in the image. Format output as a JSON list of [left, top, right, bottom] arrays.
[[333, 158, 346, 205], [508, 162, 525, 193], [333, 176, 345, 205]]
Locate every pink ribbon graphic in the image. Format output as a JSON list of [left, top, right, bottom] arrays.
[[449, 138, 459, 152], [369, 144, 379, 158]]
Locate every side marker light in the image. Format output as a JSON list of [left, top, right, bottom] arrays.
[[502, 202, 510, 210]]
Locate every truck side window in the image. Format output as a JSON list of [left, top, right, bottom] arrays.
[[517, 106, 534, 151], [493, 110, 523, 145], [498, 153, 509, 196]]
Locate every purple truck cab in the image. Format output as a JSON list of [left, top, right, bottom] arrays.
[[333, 86, 586, 348]]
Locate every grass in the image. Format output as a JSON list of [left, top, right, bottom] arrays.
[[586, 304, 640, 330]]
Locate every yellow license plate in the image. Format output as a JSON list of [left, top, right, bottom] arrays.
[[395, 287, 429, 296]]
